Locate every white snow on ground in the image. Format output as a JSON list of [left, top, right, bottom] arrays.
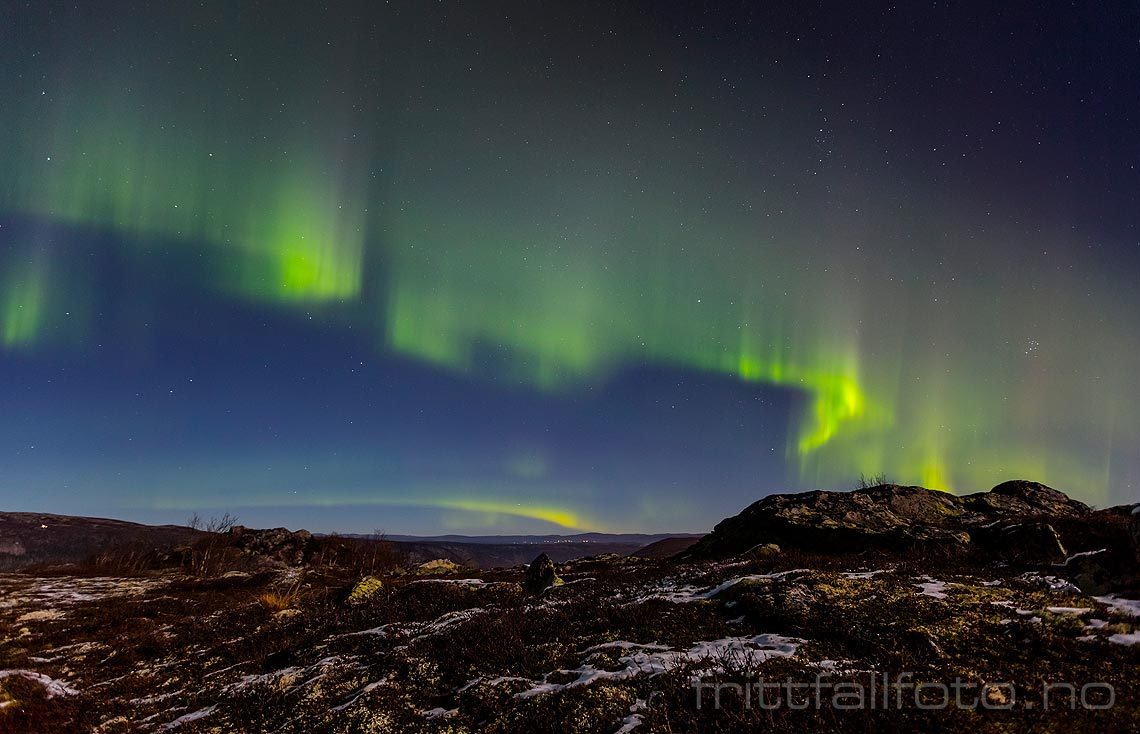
[[1108, 632, 1140, 646], [331, 680, 388, 712], [514, 634, 803, 699], [159, 705, 217, 730], [699, 570, 811, 599], [583, 641, 671, 654], [1062, 549, 1108, 565], [409, 607, 487, 642], [1094, 595, 1140, 617], [0, 670, 77, 697], [841, 569, 889, 580], [1046, 607, 1091, 615], [614, 698, 648, 734], [915, 577, 949, 599], [410, 578, 485, 586], [637, 570, 812, 604], [0, 577, 166, 611], [1017, 573, 1080, 594], [422, 707, 458, 719]]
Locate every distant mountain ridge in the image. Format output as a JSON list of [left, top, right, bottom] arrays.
[[0, 511, 703, 571], [355, 532, 702, 545]]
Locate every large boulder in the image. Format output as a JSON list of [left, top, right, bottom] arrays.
[[1132, 505, 1140, 565], [683, 480, 1090, 560], [522, 553, 562, 595]]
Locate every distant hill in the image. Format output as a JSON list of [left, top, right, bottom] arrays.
[[628, 535, 701, 558], [0, 512, 201, 571], [378, 532, 702, 546], [0, 512, 704, 570]]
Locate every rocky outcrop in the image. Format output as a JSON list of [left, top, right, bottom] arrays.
[[683, 480, 1092, 560], [229, 526, 317, 568]]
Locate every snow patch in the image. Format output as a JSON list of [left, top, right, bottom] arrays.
[[1094, 595, 1140, 618], [1108, 632, 1140, 646], [515, 634, 803, 699], [915, 577, 949, 599], [159, 705, 217, 730]]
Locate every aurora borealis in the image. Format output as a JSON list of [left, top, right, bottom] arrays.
[[2, 2, 1139, 533]]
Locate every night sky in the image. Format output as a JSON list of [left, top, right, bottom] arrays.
[[2, 1, 1139, 534]]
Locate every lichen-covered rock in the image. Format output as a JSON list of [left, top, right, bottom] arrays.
[[414, 558, 464, 575], [346, 575, 384, 605]]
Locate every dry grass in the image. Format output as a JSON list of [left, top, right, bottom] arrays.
[[256, 590, 301, 612]]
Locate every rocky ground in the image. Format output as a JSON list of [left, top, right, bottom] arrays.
[[1, 482, 1138, 733]]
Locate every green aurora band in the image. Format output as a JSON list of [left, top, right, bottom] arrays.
[[1, 5, 1137, 526]]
